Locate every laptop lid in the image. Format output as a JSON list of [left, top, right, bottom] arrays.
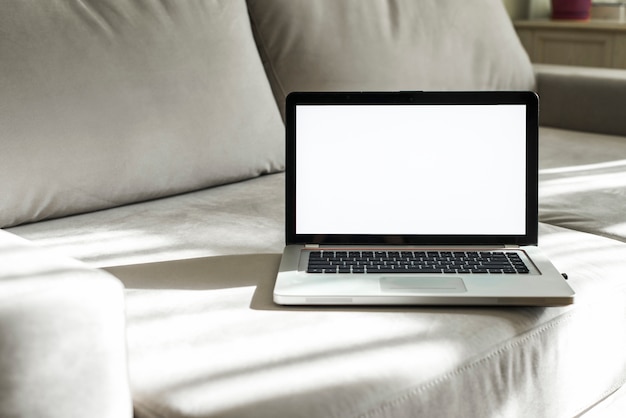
[[285, 91, 539, 247]]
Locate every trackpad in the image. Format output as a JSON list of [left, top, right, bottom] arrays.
[[380, 277, 467, 293]]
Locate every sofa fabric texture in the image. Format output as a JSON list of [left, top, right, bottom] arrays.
[[0, 0, 284, 228], [539, 127, 626, 243], [247, 0, 536, 118], [108, 224, 626, 418], [0, 230, 131, 418], [10, 193, 626, 418], [9, 173, 286, 268], [3, 0, 626, 417]]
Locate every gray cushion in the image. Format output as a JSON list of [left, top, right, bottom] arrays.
[[535, 64, 626, 137], [0, 0, 284, 228], [247, 0, 536, 118]]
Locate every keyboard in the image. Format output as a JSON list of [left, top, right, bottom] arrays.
[[306, 250, 530, 274]]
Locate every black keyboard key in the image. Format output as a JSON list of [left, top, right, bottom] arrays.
[[417, 268, 444, 273], [306, 250, 531, 274]]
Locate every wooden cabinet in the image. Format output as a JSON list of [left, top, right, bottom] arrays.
[[514, 20, 626, 69]]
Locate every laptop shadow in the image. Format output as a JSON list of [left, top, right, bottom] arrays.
[[105, 253, 538, 314], [104, 253, 281, 291]]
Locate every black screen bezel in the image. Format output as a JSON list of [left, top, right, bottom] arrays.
[[285, 91, 539, 246]]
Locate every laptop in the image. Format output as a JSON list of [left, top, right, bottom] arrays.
[[274, 91, 575, 306]]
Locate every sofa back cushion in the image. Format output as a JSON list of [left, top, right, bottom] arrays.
[[247, 0, 536, 119], [0, 0, 283, 228]]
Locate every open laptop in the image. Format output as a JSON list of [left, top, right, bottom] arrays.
[[274, 91, 575, 306]]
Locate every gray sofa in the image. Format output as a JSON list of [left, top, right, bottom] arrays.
[[2, 1, 626, 417]]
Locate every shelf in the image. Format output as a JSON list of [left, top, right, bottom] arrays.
[[514, 20, 626, 69]]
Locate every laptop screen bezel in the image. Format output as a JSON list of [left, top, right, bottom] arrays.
[[285, 91, 539, 246]]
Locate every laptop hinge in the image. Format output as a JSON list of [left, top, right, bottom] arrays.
[[305, 244, 320, 248], [504, 244, 520, 249]]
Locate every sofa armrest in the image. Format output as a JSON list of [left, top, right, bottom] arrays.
[[0, 230, 132, 418], [535, 64, 626, 137]]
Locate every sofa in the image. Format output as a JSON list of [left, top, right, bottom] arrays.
[[2, 0, 626, 417]]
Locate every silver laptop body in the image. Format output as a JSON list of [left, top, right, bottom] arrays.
[[274, 91, 575, 306]]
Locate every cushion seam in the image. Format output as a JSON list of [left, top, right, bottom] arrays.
[[572, 376, 626, 417], [354, 305, 602, 418]]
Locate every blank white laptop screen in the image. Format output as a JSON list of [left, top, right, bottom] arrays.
[[295, 104, 527, 236]]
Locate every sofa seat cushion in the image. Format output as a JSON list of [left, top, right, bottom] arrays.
[[0, 0, 284, 228], [539, 127, 626, 243], [247, 0, 535, 118], [7, 173, 286, 268], [104, 223, 626, 418]]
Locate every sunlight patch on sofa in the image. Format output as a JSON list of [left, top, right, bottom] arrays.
[[539, 159, 626, 175], [539, 170, 626, 197], [538, 227, 626, 300], [125, 309, 456, 416], [25, 229, 211, 268], [604, 222, 626, 239]]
